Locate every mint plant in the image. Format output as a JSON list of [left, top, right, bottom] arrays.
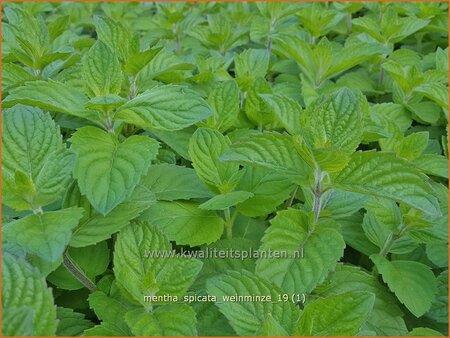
[[2, 2, 448, 336]]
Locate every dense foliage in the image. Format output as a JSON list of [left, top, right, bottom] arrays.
[[2, 2, 449, 336]]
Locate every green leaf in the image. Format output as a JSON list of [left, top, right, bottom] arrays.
[[189, 127, 241, 192], [116, 85, 213, 131], [236, 167, 294, 217], [3, 207, 84, 262], [70, 126, 159, 215], [2, 253, 57, 336], [335, 151, 440, 216], [414, 154, 449, 179], [301, 87, 364, 154], [2, 306, 35, 336], [206, 270, 299, 336], [220, 132, 311, 184], [114, 221, 202, 305], [56, 307, 94, 336], [256, 209, 345, 294], [2, 106, 75, 210], [294, 292, 375, 336], [88, 291, 132, 335], [48, 241, 109, 290], [371, 254, 437, 317], [205, 79, 240, 132], [138, 163, 212, 201], [139, 201, 224, 246], [83, 41, 122, 97], [259, 93, 303, 135], [94, 15, 133, 62], [235, 49, 270, 89], [409, 327, 444, 336], [315, 264, 407, 336], [125, 305, 197, 336], [199, 191, 254, 210], [3, 80, 95, 120]]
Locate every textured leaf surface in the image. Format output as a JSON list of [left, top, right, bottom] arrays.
[[138, 163, 212, 201], [114, 221, 203, 305], [3, 208, 84, 261], [139, 201, 224, 246], [221, 132, 311, 184], [125, 305, 197, 336], [371, 254, 437, 317], [2, 253, 57, 336], [2, 106, 74, 210], [116, 85, 213, 130], [3, 80, 94, 119], [206, 270, 299, 336], [256, 209, 345, 294], [56, 307, 94, 336], [71, 126, 159, 214], [335, 151, 440, 216], [199, 191, 254, 210], [236, 166, 294, 217], [302, 87, 364, 154], [82, 41, 122, 97], [189, 127, 240, 191], [315, 264, 407, 335], [295, 292, 375, 336]]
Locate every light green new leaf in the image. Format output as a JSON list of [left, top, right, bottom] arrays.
[[302, 87, 364, 154], [414, 154, 449, 179], [371, 254, 437, 317], [220, 132, 311, 185], [2, 106, 74, 210], [206, 270, 299, 336], [116, 85, 213, 131], [138, 163, 212, 201], [259, 93, 303, 135], [199, 191, 254, 210], [114, 221, 203, 305], [70, 126, 159, 215], [125, 305, 197, 336], [335, 151, 440, 216], [82, 41, 122, 97], [189, 127, 241, 192], [94, 15, 133, 62], [2, 253, 57, 336], [3, 80, 95, 120], [295, 292, 375, 336], [3, 207, 84, 262], [256, 209, 345, 294], [139, 201, 224, 246]]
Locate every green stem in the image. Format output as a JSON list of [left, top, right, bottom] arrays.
[[63, 251, 96, 292], [285, 186, 299, 208], [312, 171, 324, 223], [224, 208, 233, 239]]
